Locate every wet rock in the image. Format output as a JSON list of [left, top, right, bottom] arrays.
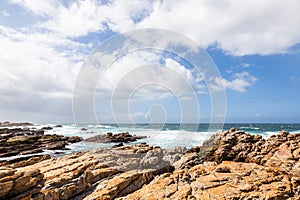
[[85, 132, 147, 143], [67, 136, 82, 143], [0, 121, 34, 127], [41, 126, 53, 130], [112, 142, 124, 148], [0, 155, 51, 168], [0, 126, 82, 158], [107, 132, 113, 137], [187, 146, 201, 153], [46, 141, 69, 150]]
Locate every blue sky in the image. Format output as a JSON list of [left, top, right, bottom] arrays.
[[0, 0, 299, 124]]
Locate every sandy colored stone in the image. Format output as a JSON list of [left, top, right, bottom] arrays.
[[293, 148, 300, 159], [120, 161, 292, 200], [0, 167, 15, 179], [84, 169, 156, 200], [1, 129, 300, 199], [0, 180, 14, 197]]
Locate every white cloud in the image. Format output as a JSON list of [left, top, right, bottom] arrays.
[[41, 1, 106, 37], [137, 0, 300, 55], [2, 10, 10, 16], [2, 0, 297, 122], [10, 0, 300, 55], [94, 52, 206, 100], [10, 0, 59, 16], [210, 71, 257, 92], [241, 63, 251, 68], [0, 25, 87, 103], [131, 112, 149, 119], [256, 114, 263, 117], [12, 0, 153, 38]]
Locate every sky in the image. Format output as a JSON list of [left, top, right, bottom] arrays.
[[0, 0, 300, 124]]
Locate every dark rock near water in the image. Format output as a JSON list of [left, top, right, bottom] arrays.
[[0, 126, 82, 158], [0, 121, 34, 127], [187, 145, 201, 153], [0, 154, 51, 168], [85, 132, 147, 143], [112, 142, 124, 148], [41, 126, 53, 130]]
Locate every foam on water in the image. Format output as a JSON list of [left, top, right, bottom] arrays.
[[5, 123, 299, 158], [45, 124, 300, 149]]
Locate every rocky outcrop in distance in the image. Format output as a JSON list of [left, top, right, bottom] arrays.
[[0, 122, 34, 127], [85, 132, 147, 143], [0, 124, 82, 158]]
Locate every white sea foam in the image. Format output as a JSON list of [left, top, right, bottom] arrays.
[[290, 130, 300, 134], [44, 125, 218, 149], [264, 131, 277, 139], [32, 124, 300, 151]]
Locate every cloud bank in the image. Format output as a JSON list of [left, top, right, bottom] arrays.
[[0, 0, 299, 122]]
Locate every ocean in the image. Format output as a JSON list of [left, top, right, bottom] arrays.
[[2, 123, 300, 161], [39, 123, 300, 154]]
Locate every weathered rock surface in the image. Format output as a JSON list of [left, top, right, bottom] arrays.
[[85, 132, 147, 143], [0, 154, 51, 168], [0, 165, 44, 199], [0, 126, 82, 158], [0, 143, 182, 199], [83, 169, 157, 200], [1, 128, 300, 199], [120, 128, 300, 199], [198, 128, 300, 172], [120, 161, 293, 199]]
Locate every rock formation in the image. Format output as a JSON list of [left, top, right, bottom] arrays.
[[0, 122, 34, 127], [85, 132, 147, 143], [0, 125, 82, 158], [121, 128, 300, 199], [1, 128, 300, 199], [0, 143, 183, 199]]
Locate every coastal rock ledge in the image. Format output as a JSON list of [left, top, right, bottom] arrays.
[[1, 128, 300, 199], [0, 123, 82, 158]]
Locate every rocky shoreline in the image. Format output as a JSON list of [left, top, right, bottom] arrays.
[[1, 125, 300, 199], [0, 123, 82, 158]]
